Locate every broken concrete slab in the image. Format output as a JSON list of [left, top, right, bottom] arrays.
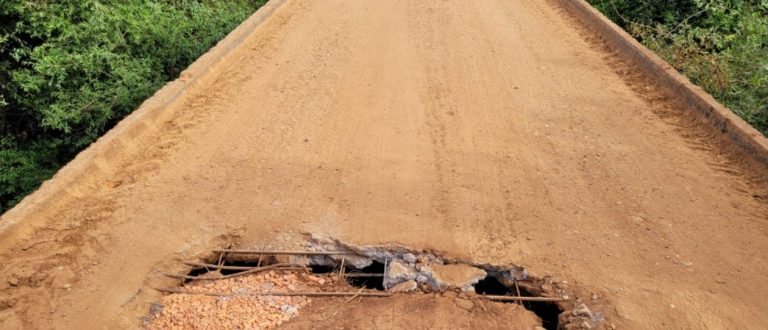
[[389, 280, 418, 293], [420, 263, 487, 292], [384, 260, 417, 288]]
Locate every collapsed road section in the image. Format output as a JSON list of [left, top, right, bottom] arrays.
[[148, 236, 600, 329]]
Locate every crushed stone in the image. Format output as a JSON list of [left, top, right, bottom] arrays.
[[147, 270, 351, 329]]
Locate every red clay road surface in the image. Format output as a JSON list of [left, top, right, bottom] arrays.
[[1, 0, 767, 329]]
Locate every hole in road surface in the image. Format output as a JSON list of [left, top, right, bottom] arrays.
[[186, 256, 385, 290], [343, 260, 385, 290], [475, 275, 562, 330], [169, 238, 590, 329]]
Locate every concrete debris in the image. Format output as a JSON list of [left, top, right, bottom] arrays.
[[305, 237, 555, 297], [421, 264, 487, 292], [335, 254, 374, 269], [498, 268, 528, 282], [573, 303, 593, 318], [147, 239, 583, 330], [281, 304, 299, 318], [390, 280, 418, 293], [306, 236, 495, 293], [306, 234, 444, 268], [384, 260, 417, 288], [303, 235, 373, 269], [147, 270, 348, 329]]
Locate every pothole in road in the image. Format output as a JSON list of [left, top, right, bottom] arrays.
[[475, 274, 563, 330], [148, 235, 603, 329]]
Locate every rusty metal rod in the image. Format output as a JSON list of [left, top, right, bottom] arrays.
[[166, 274, 207, 280], [182, 261, 268, 271], [480, 295, 569, 302], [338, 257, 346, 281], [166, 263, 307, 280], [513, 278, 523, 306], [343, 273, 384, 278], [183, 261, 382, 277], [345, 288, 366, 303], [154, 287, 391, 298], [165, 268, 307, 281], [211, 249, 356, 255]]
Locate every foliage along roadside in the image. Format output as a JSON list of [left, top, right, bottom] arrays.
[[0, 0, 266, 213], [588, 0, 768, 136]]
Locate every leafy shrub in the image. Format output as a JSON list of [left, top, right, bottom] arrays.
[[0, 0, 265, 213], [589, 0, 768, 135]]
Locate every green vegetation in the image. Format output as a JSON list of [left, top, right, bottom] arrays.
[[588, 0, 768, 136], [0, 0, 265, 212]]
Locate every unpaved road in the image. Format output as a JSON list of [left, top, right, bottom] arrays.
[[1, 0, 767, 329]]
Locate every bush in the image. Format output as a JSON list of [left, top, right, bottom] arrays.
[[589, 0, 768, 135], [0, 0, 265, 213]]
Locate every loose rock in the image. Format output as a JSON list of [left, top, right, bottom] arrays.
[[281, 304, 298, 318], [390, 280, 418, 293], [147, 269, 339, 329], [572, 303, 593, 318], [384, 260, 417, 287], [420, 264, 486, 292]]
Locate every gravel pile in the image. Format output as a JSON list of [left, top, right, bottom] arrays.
[[148, 270, 347, 329]]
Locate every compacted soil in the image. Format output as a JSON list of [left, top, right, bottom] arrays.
[[1, 0, 767, 329]]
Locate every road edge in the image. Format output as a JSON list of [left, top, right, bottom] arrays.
[[556, 0, 768, 163], [0, 0, 289, 232]]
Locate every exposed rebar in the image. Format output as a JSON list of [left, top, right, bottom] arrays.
[[211, 249, 355, 255], [167, 263, 307, 280], [480, 295, 569, 302], [154, 287, 391, 298]]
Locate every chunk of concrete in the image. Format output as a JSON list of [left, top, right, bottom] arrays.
[[421, 264, 487, 292], [389, 280, 418, 293], [572, 303, 593, 318], [384, 260, 417, 288]]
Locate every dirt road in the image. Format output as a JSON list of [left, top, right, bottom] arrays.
[[1, 0, 767, 329]]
